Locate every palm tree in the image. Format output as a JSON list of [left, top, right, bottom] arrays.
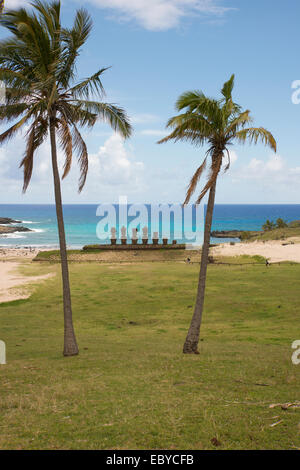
[[158, 75, 276, 354], [0, 0, 132, 356], [262, 220, 276, 231]]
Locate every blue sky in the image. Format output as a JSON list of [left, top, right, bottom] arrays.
[[1, 0, 300, 204]]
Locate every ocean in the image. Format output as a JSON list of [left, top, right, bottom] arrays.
[[0, 204, 300, 248]]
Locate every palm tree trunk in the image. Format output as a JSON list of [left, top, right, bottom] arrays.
[[183, 180, 216, 354], [49, 116, 79, 357]]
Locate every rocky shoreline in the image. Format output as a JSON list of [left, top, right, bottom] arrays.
[[211, 230, 260, 239], [0, 217, 32, 235]]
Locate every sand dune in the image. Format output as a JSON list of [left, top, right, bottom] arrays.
[[212, 237, 300, 263]]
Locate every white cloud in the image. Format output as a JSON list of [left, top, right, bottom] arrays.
[[3, 0, 31, 8], [231, 154, 300, 187], [0, 129, 146, 202], [140, 129, 166, 137], [229, 150, 238, 165], [3, 0, 232, 31], [87, 133, 144, 188], [87, 0, 232, 30], [131, 113, 160, 124]]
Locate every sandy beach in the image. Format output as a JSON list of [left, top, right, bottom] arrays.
[[0, 247, 41, 260], [212, 237, 300, 263]]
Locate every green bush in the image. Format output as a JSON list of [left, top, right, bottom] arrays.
[[240, 231, 252, 240]]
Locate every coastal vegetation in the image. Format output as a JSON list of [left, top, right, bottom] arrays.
[[159, 75, 276, 354], [263, 218, 288, 231], [0, 260, 299, 449], [0, 0, 131, 356], [212, 218, 298, 241], [223, 220, 300, 243]]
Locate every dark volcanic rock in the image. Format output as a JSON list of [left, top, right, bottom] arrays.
[[211, 230, 246, 239], [0, 224, 32, 235], [0, 216, 32, 235], [0, 217, 22, 224], [211, 229, 261, 240]]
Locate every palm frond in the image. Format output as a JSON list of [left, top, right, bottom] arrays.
[[176, 90, 206, 111], [158, 113, 213, 145], [71, 124, 88, 192], [58, 8, 92, 86], [19, 125, 35, 193], [0, 114, 29, 144], [57, 118, 73, 179], [0, 103, 28, 122], [221, 74, 235, 101], [196, 152, 223, 204], [175, 91, 222, 125], [58, 101, 97, 127], [235, 127, 277, 152], [226, 110, 253, 135], [68, 68, 108, 100], [19, 116, 48, 192], [184, 157, 207, 205], [72, 100, 132, 138]]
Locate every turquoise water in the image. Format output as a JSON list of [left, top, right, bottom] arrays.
[[0, 204, 299, 248]]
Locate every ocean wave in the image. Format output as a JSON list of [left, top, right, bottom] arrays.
[[21, 220, 39, 224], [31, 228, 45, 233], [0, 233, 27, 239]]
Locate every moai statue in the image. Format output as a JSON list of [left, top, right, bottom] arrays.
[[110, 227, 117, 245], [152, 231, 159, 245], [121, 226, 127, 245], [0, 340, 6, 365], [142, 226, 148, 245], [132, 228, 138, 245]]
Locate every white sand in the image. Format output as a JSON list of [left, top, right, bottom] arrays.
[[0, 247, 41, 260], [212, 237, 300, 263]]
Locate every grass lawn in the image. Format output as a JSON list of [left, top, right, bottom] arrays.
[[0, 260, 299, 449]]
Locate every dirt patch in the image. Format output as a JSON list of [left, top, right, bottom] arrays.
[[0, 261, 54, 303]]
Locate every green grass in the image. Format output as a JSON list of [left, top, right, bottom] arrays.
[[34, 249, 82, 260], [245, 226, 300, 242], [214, 254, 267, 264], [0, 260, 300, 449], [34, 248, 201, 263]]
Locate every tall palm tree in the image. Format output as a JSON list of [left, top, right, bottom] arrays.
[[0, 0, 132, 356], [159, 75, 276, 354]]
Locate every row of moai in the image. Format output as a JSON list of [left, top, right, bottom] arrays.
[[110, 227, 176, 245]]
